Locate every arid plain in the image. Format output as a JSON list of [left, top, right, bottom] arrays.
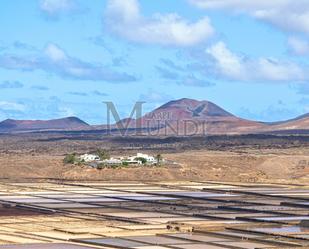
[[0, 132, 308, 184]]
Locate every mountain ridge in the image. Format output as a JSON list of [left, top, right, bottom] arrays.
[[0, 98, 308, 135], [0, 117, 90, 132]]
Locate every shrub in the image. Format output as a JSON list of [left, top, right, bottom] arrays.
[[63, 154, 77, 164], [110, 164, 119, 169], [97, 163, 104, 170], [96, 149, 110, 160], [122, 161, 129, 166], [135, 157, 147, 164]]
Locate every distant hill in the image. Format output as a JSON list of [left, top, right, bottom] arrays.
[[109, 98, 266, 135], [1, 98, 309, 135], [0, 117, 90, 133], [143, 98, 266, 135], [152, 98, 234, 119], [263, 114, 309, 133]]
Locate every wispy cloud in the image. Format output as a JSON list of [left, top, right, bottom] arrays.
[[160, 58, 183, 71], [288, 37, 309, 56], [139, 90, 173, 110], [179, 74, 214, 87], [87, 36, 114, 53], [31, 85, 49, 91], [13, 41, 38, 51], [0, 43, 137, 83], [156, 66, 180, 80], [188, 0, 309, 36], [156, 58, 214, 87], [0, 44, 7, 51], [2, 96, 76, 120], [39, 0, 77, 16], [295, 84, 309, 95], [0, 101, 25, 112], [104, 0, 214, 46], [238, 104, 299, 122], [0, 55, 38, 71], [92, 90, 108, 97], [112, 56, 128, 67], [67, 91, 88, 96], [0, 81, 24, 89]]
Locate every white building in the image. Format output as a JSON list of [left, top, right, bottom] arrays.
[[102, 158, 122, 165], [136, 153, 156, 163], [80, 154, 100, 162], [123, 153, 156, 165], [125, 156, 143, 164]]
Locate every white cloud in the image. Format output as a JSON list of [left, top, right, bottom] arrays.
[[140, 90, 172, 104], [188, 0, 309, 35], [257, 58, 304, 81], [0, 101, 25, 112], [206, 41, 307, 82], [105, 0, 214, 46], [42, 43, 137, 82], [39, 0, 76, 16], [288, 37, 309, 56], [45, 43, 67, 61], [0, 43, 136, 83], [139, 90, 173, 111], [58, 106, 75, 117], [206, 42, 245, 80], [188, 0, 296, 10]]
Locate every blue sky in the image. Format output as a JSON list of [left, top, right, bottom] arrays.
[[1, 0, 309, 124]]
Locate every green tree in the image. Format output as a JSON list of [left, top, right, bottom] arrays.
[[63, 154, 77, 164], [96, 149, 110, 160], [122, 161, 129, 166], [135, 157, 147, 164]]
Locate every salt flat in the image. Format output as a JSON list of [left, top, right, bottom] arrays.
[[0, 180, 308, 248]]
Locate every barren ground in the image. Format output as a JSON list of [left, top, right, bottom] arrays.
[[1, 151, 309, 183], [0, 133, 309, 184]]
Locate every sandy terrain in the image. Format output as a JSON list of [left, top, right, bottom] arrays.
[[0, 132, 308, 183], [0, 147, 308, 184]]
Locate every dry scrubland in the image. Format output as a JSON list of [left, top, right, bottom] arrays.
[[0, 133, 308, 183]]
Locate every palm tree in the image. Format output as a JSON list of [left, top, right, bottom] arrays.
[[155, 154, 163, 165]]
